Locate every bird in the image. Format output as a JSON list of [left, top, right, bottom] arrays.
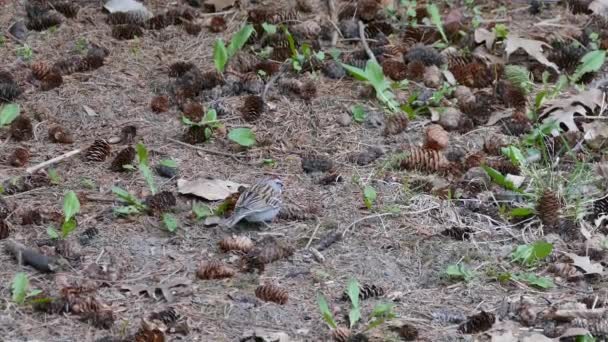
[[222, 178, 284, 228]]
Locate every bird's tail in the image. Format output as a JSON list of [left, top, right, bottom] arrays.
[[220, 214, 244, 228]]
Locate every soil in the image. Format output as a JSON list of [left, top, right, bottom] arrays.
[[1, 0, 608, 341]]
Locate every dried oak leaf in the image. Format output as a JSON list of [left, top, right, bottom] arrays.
[[539, 88, 603, 136], [8, 147, 30, 167], [505, 35, 559, 72]]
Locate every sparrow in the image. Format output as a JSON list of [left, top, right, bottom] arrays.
[[222, 178, 283, 228]]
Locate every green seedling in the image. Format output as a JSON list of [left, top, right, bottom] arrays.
[[192, 203, 213, 220], [214, 24, 255, 73], [112, 186, 147, 215], [182, 109, 222, 140], [228, 127, 256, 147], [342, 60, 399, 112], [351, 104, 366, 123], [136, 143, 157, 195], [48, 168, 62, 185], [482, 165, 521, 192], [0, 103, 20, 126], [446, 263, 475, 282], [504, 65, 534, 94], [513, 273, 554, 289], [11, 272, 42, 305], [162, 213, 179, 232], [426, 3, 448, 43], [363, 185, 377, 210], [47, 190, 80, 239], [73, 37, 88, 54], [572, 49, 606, 83], [16, 45, 33, 61], [511, 241, 553, 266], [492, 24, 509, 40]]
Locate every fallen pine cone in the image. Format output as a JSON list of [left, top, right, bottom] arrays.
[[384, 113, 408, 136], [110, 146, 136, 172], [400, 146, 449, 173], [218, 235, 254, 253], [208, 16, 227, 32], [301, 154, 334, 173], [8, 147, 30, 167], [120, 125, 137, 144], [458, 311, 495, 334], [537, 189, 561, 229], [48, 125, 74, 143], [10, 116, 34, 141], [342, 283, 385, 301], [381, 59, 407, 81], [145, 191, 177, 215], [150, 95, 169, 113], [331, 326, 352, 342], [242, 238, 295, 272], [85, 139, 111, 162], [196, 260, 235, 280], [277, 203, 318, 221], [240, 95, 264, 122], [255, 284, 288, 304], [424, 124, 449, 150]]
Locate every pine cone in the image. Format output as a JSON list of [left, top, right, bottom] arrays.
[[48, 125, 74, 143], [219, 235, 254, 253], [52, 1, 79, 18], [10, 116, 34, 141], [343, 284, 385, 301], [593, 196, 608, 219], [0, 220, 9, 240], [0, 198, 10, 219], [451, 62, 494, 88], [0, 81, 22, 102], [256, 60, 282, 76], [110, 146, 136, 172], [150, 95, 169, 113], [200, 70, 224, 90], [106, 11, 146, 26], [567, 0, 592, 14], [537, 189, 561, 229], [145, 191, 177, 215], [424, 124, 449, 150], [146, 13, 171, 30], [149, 307, 180, 325], [31, 61, 52, 80], [183, 125, 208, 144], [301, 154, 334, 173], [196, 260, 236, 279], [85, 139, 111, 162], [242, 239, 295, 272], [111, 24, 143, 40], [182, 101, 204, 121], [332, 327, 352, 342], [381, 60, 407, 81], [392, 323, 419, 341], [497, 80, 526, 109], [404, 60, 425, 81], [384, 113, 409, 136], [487, 158, 520, 175], [255, 284, 288, 304], [441, 227, 472, 241], [8, 147, 30, 167], [458, 311, 495, 334], [400, 147, 449, 173], [299, 79, 317, 101], [296, 0, 314, 12], [27, 13, 62, 31], [208, 16, 227, 32], [120, 125, 137, 144], [168, 61, 195, 77], [134, 323, 165, 342], [241, 95, 264, 122], [183, 22, 202, 35], [78, 227, 99, 245], [404, 45, 444, 66], [278, 203, 318, 221], [502, 112, 533, 136], [483, 137, 506, 156]]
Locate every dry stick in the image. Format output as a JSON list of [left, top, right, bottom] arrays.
[[167, 138, 253, 165], [327, 0, 339, 47], [25, 148, 83, 174], [358, 20, 377, 63]]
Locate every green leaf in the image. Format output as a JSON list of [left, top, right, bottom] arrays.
[[228, 127, 256, 147], [284, 28, 298, 58], [227, 24, 254, 58], [182, 115, 196, 126], [504, 65, 533, 94], [63, 190, 80, 222], [114, 205, 143, 216], [513, 273, 554, 289], [572, 50, 606, 82], [341, 63, 369, 81], [0, 103, 20, 126], [482, 165, 520, 192], [160, 159, 178, 168], [12, 272, 28, 305], [509, 207, 535, 218], [213, 39, 228, 73], [162, 213, 179, 232], [48, 168, 61, 185], [112, 186, 145, 209], [261, 22, 277, 34], [47, 227, 59, 239], [202, 109, 218, 125], [317, 294, 337, 329], [576, 334, 596, 342], [501, 145, 526, 166], [511, 241, 553, 266], [27, 289, 42, 298], [446, 264, 475, 281], [492, 23, 509, 39], [61, 217, 77, 239], [349, 306, 362, 329], [427, 4, 448, 43], [366, 303, 396, 330], [192, 203, 213, 220], [363, 185, 377, 210], [136, 143, 149, 166], [351, 104, 366, 123], [346, 279, 360, 308]]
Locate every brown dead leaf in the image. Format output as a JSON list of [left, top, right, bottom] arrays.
[[177, 178, 246, 201], [539, 89, 603, 136], [505, 35, 559, 72], [583, 121, 608, 150], [121, 277, 191, 303], [564, 252, 604, 275], [474, 28, 496, 50], [205, 0, 237, 11]]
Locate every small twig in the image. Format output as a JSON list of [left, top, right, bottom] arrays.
[[262, 62, 290, 102], [25, 148, 82, 174], [305, 221, 322, 249], [342, 212, 396, 237], [358, 20, 376, 62], [167, 138, 253, 165], [327, 0, 339, 47]]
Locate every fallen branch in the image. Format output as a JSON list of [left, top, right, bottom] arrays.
[[5, 239, 58, 273], [26, 148, 82, 174], [358, 20, 377, 63], [327, 0, 339, 47]]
